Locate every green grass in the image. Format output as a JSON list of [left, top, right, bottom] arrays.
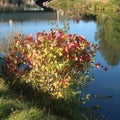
[[49, 0, 120, 14], [0, 76, 100, 120], [0, 78, 65, 120]]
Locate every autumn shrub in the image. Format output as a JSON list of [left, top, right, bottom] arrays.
[[4, 29, 98, 99]]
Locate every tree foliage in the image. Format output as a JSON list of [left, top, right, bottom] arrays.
[[3, 29, 99, 99]]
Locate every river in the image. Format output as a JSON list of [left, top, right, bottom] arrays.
[[0, 10, 120, 120]]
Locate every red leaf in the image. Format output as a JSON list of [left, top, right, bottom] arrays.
[[95, 63, 101, 68]]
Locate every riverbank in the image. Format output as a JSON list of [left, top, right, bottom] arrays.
[[0, 78, 63, 120], [0, 75, 98, 120], [49, 0, 120, 14]]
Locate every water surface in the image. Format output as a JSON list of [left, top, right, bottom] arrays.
[[0, 11, 120, 120]]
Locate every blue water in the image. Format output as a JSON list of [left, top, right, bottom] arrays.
[[0, 11, 120, 120]]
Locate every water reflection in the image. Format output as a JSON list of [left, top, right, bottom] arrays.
[[8, 19, 13, 27], [1, 10, 120, 67], [56, 9, 97, 23], [0, 11, 57, 22], [58, 9, 120, 66], [52, 10, 120, 119], [0, 9, 120, 119], [95, 14, 120, 66]]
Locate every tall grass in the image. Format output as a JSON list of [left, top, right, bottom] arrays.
[[0, 76, 99, 120], [0, 78, 65, 120]]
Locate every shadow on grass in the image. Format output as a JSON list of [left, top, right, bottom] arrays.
[[0, 76, 100, 120], [0, 78, 65, 120]]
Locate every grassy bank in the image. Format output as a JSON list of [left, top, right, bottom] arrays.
[[49, 0, 120, 14], [0, 78, 64, 120], [0, 76, 99, 120]]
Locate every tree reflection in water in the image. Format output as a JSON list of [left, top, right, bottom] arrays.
[[95, 14, 120, 66], [54, 8, 120, 66]]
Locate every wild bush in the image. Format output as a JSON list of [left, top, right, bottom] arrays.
[[5, 29, 99, 99]]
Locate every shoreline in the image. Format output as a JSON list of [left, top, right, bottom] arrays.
[[49, 0, 120, 14]]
